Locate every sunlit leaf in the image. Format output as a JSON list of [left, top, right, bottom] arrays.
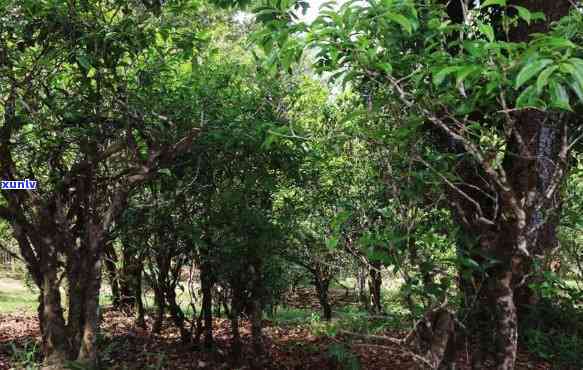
[[516, 85, 537, 108], [515, 59, 553, 89], [479, 23, 495, 42], [386, 13, 414, 34], [536, 65, 558, 94], [549, 81, 572, 111], [511, 5, 532, 24], [481, 0, 507, 8], [455, 65, 478, 87], [433, 66, 461, 86]]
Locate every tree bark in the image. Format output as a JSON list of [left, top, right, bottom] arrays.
[[134, 263, 146, 328], [229, 284, 243, 364], [491, 268, 518, 370], [65, 252, 84, 358], [104, 243, 121, 310], [150, 242, 170, 334], [250, 261, 264, 357], [369, 260, 383, 314], [76, 233, 103, 368], [357, 266, 369, 311], [40, 269, 69, 369], [314, 273, 332, 321], [152, 284, 165, 334], [414, 305, 457, 370], [200, 261, 214, 349], [512, 116, 563, 314], [165, 282, 190, 343]]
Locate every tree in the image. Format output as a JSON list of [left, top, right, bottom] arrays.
[[253, 0, 583, 368], [0, 1, 204, 367]]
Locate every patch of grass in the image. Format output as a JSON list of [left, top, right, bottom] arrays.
[[267, 279, 413, 337], [336, 304, 411, 332], [0, 278, 38, 313], [0, 292, 37, 313], [272, 307, 313, 324], [8, 340, 40, 370], [306, 307, 409, 338]]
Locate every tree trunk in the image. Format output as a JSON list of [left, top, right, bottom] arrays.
[[76, 247, 102, 367], [134, 264, 146, 328], [119, 243, 139, 312], [104, 244, 121, 310], [249, 297, 263, 356], [357, 266, 369, 311], [150, 247, 170, 334], [369, 261, 383, 314], [250, 261, 264, 357], [119, 249, 146, 328], [165, 283, 190, 343], [194, 305, 205, 345], [40, 272, 69, 369], [314, 274, 332, 321], [38, 237, 104, 369], [491, 267, 518, 370], [229, 285, 242, 364], [230, 313, 241, 364], [65, 253, 84, 358], [513, 119, 562, 315], [200, 262, 214, 349], [414, 305, 457, 370], [152, 285, 165, 334]]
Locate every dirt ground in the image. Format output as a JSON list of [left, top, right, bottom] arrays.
[[0, 279, 563, 369]]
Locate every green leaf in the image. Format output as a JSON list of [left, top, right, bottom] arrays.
[[326, 236, 339, 249], [566, 59, 583, 91], [511, 5, 532, 24], [569, 81, 583, 102], [535, 65, 558, 94], [342, 71, 359, 90], [516, 85, 537, 108], [479, 23, 495, 42], [549, 81, 572, 111], [386, 13, 413, 34], [534, 36, 576, 49], [460, 257, 481, 271], [567, 57, 583, 70], [433, 66, 460, 86], [319, 1, 336, 11], [456, 65, 478, 87], [427, 18, 441, 30], [255, 8, 281, 23], [481, 0, 507, 8], [530, 11, 547, 22], [261, 133, 277, 149], [76, 54, 92, 70], [328, 70, 345, 83], [376, 62, 393, 74], [515, 59, 553, 89], [158, 168, 172, 176], [463, 40, 484, 56]]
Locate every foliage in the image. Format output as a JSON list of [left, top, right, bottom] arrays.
[[1, 0, 583, 369], [9, 341, 39, 370], [522, 299, 583, 367]]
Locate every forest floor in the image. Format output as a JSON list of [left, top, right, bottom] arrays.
[[0, 277, 37, 314], [0, 278, 564, 370]]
